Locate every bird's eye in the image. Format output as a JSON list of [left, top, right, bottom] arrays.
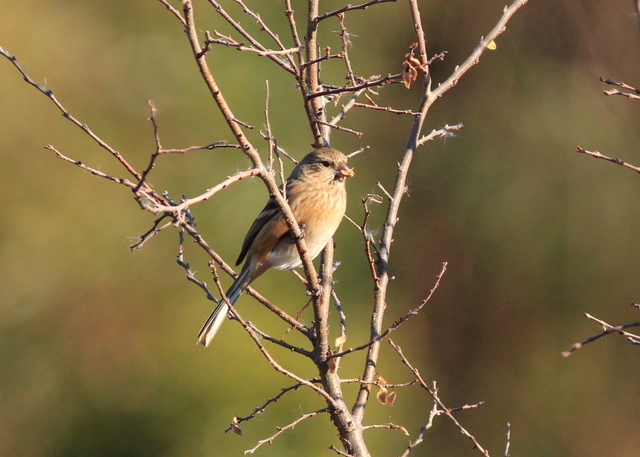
[[320, 160, 331, 167]]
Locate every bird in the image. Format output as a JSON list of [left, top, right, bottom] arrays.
[[197, 147, 355, 347]]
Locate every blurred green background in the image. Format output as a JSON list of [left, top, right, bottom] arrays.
[[2, 1, 640, 456]]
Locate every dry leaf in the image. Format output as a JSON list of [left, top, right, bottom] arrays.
[[231, 417, 243, 436], [408, 55, 423, 70], [402, 64, 413, 89], [377, 386, 388, 404], [387, 391, 397, 407], [487, 40, 497, 50], [364, 93, 378, 106], [334, 335, 347, 347]]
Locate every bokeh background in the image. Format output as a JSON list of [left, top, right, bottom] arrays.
[[2, 1, 640, 456]]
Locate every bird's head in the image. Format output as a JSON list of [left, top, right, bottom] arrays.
[[296, 147, 355, 183]]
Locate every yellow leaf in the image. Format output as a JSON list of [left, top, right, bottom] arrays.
[[487, 40, 497, 50]]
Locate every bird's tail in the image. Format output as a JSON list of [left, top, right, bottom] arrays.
[[197, 268, 250, 347]]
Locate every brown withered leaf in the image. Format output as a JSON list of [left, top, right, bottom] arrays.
[[387, 391, 397, 407], [377, 386, 388, 404], [391, 424, 410, 436], [364, 93, 378, 106], [402, 62, 418, 89], [230, 417, 243, 436]]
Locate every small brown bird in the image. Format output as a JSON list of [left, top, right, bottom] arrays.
[[197, 147, 354, 347]]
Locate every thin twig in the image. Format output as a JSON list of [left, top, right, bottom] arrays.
[[309, 73, 402, 99], [362, 423, 409, 434], [431, 0, 529, 101], [205, 0, 297, 75], [398, 401, 439, 457], [177, 229, 219, 303], [353, 103, 419, 115], [340, 378, 416, 389], [329, 445, 354, 457], [390, 340, 490, 457], [576, 146, 640, 174], [315, 0, 397, 23], [149, 169, 261, 214], [44, 145, 138, 189], [562, 314, 640, 357], [504, 423, 511, 457], [156, 0, 186, 26], [225, 381, 318, 432], [417, 122, 465, 146], [130, 215, 173, 251], [337, 13, 357, 86], [316, 119, 363, 137], [233, 0, 300, 70], [0, 47, 144, 182], [331, 262, 447, 359], [244, 408, 329, 454], [600, 77, 640, 99]]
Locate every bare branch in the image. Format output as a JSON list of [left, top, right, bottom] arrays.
[[331, 262, 447, 359], [204, 1, 298, 74], [156, 0, 186, 26], [44, 145, 137, 189], [244, 409, 329, 454], [504, 423, 512, 457], [130, 214, 174, 251], [150, 169, 261, 214], [0, 46, 144, 182], [315, 0, 397, 23], [308, 73, 402, 99], [225, 381, 317, 432], [232, 0, 299, 69], [337, 13, 356, 86], [329, 445, 354, 457], [390, 340, 490, 457], [362, 423, 410, 434], [576, 146, 640, 174], [353, 103, 419, 116], [600, 77, 640, 99], [432, 0, 529, 100], [398, 401, 439, 457], [417, 123, 465, 147], [562, 313, 640, 357]]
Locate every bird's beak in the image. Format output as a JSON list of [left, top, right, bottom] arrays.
[[335, 163, 355, 179]]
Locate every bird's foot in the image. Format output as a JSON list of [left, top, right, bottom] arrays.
[[289, 223, 306, 244]]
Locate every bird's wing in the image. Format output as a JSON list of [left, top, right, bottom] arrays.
[[237, 181, 301, 266]]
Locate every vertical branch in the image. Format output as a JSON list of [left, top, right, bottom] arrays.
[[182, 0, 257, 162], [181, 0, 323, 302], [351, 0, 528, 424], [352, 0, 433, 424], [314, 242, 333, 361], [303, 0, 328, 145]]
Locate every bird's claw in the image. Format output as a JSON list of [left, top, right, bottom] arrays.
[[289, 223, 306, 244]]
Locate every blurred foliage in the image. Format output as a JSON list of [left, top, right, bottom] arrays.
[[1, 0, 640, 456]]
